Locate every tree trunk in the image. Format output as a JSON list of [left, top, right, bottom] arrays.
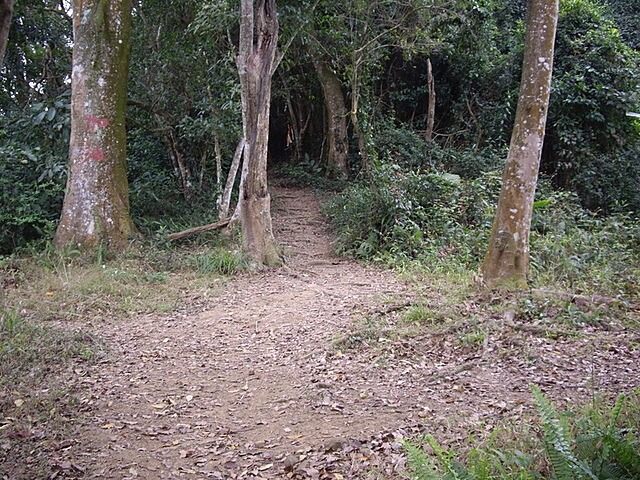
[[348, 58, 371, 178], [480, 0, 559, 289], [206, 87, 223, 191], [284, 87, 302, 164], [237, 0, 282, 267], [218, 138, 244, 220], [310, 54, 349, 180], [0, 0, 12, 66], [161, 123, 192, 201], [55, 0, 137, 253], [425, 58, 436, 142]]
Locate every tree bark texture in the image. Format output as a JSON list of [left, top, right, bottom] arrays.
[[348, 59, 371, 177], [310, 54, 349, 180], [480, 0, 559, 289], [425, 58, 436, 142], [55, 0, 137, 253], [0, 0, 12, 66], [218, 138, 244, 220], [237, 0, 282, 267], [283, 87, 302, 164]]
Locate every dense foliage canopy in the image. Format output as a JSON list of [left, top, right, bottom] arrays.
[[0, 0, 638, 260]]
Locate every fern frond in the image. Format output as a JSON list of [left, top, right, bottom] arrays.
[[403, 438, 440, 480], [531, 385, 599, 480], [606, 394, 626, 436], [605, 432, 640, 477], [423, 436, 478, 480], [447, 460, 476, 480], [532, 385, 576, 480]]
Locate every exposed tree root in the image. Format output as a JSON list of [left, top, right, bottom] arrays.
[[531, 288, 638, 309]]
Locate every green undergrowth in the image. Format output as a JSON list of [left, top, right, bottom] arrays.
[[331, 271, 639, 360], [328, 266, 639, 478], [325, 163, 640, 300], [0, 307, 99, 386], [404, 388, 640, 480], [270, 164, 348, 191]]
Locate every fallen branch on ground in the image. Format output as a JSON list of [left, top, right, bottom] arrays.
[[424, 358, 485, 385], [531, 288, 636, 308], [167, 218, 232, 241]]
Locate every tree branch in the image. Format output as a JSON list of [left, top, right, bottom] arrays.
[[167, 218, 233, 241], [127, 98, 173, 122]]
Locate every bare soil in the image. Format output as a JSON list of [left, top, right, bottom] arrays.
[[4, 185, 639, 479]]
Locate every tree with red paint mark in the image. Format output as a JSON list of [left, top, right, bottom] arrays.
[[55, 0, 138, 253]]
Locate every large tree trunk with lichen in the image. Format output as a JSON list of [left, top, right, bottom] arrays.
[[237, 0, 282, 267], [480, 0, 559, 289], [55, 0, 137, 253], [0, 0, 12, 66], [310, 54, 349, 180]]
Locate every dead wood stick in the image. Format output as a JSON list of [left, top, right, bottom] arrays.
[[531, 288, 635, 307], [167, 218, 232, 241], [425, 358, 483, 385], [369, 300, 414, 316]]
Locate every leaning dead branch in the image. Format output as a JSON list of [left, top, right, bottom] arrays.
[[166, 218, 232, 241]]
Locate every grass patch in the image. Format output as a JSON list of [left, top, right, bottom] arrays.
[[0, 309, 100, 383], [514, 293, 640, 333], [189, 247, 246, 275], [2, 241, 242, 324], [0, 308, 100, 479], [403, 304, 449, 326]]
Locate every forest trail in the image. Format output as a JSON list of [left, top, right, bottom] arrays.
[[69, 185, 639, 479], [73, 185, 423, 479]]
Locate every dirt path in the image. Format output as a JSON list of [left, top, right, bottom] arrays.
[[67, 185, 639, 479], [72, 186, 420, 479]]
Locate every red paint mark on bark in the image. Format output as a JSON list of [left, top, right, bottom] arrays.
[[85, 147, 105, 161], [85, 116, 109, 131]]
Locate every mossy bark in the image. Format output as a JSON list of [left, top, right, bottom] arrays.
[[481, 0, 559, 290], [237, 0, 282, 267], [55, 0, 137, 254], [310, 53, 349, 181]]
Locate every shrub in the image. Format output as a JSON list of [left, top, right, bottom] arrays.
[[431, 146, 505, 180], [530, 191, 640, 296], [373, 119, 435, 171], [543, 0, 640, 207], [372, 120, 504, 179], [572, 146, 640, 214], [0, 142, 64, 254], [325, 162, 500, 264]]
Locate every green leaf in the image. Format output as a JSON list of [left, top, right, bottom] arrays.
[[533, 199, 553, 209], [33, 110, 47, 125], [46, 107, 57, 121]]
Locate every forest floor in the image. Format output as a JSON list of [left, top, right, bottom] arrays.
[[2, 183, 640, 479]]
